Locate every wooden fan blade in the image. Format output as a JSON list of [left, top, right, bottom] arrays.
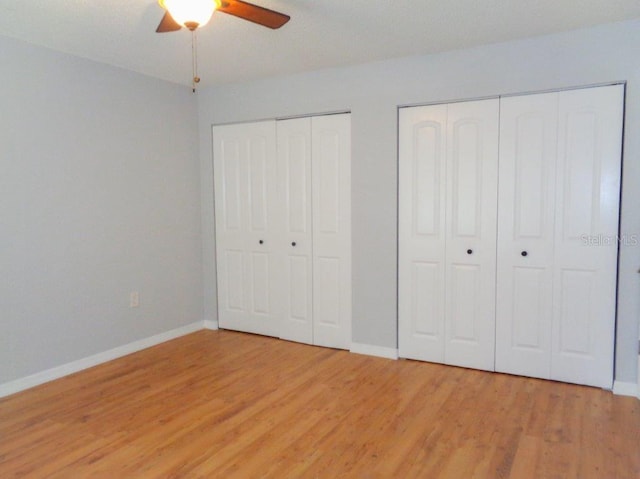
[[218, 0, 290, 29], [156, 12, 182, 33]]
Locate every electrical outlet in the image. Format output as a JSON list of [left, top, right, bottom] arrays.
[[130, 291, 140, 308]]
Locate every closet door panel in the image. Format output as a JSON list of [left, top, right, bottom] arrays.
[[251, 252, 271, 313], [248, 137, 270, 231], [277, 118, 313, 344], [449, 264, 480, 340], [224, 249, 245, 312], [410, 262, 442, 338], [444, 99, 499, 371], [496, 92, 558, 379], [552, 85, 623, 388], [286, 256, 311, 331], [314, 257, 341, 328], [221, 139, 243, 231], [312, 114, 351, 350], [398, 105, 447, 362], [213, 121, 281, 337]]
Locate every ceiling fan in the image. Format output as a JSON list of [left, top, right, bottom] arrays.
[[156, 0, 290, 33], [155, 0, 290, 90]]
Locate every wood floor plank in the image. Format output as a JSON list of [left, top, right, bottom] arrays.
[[0, 330, 638, 478]]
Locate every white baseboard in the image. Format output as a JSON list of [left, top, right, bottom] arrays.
[[7, 322, 631, 400], [0, 321, 203, 399], [612, 380, 640, 399], [350, 342, 398, 360], [203, 320, 219, 330]]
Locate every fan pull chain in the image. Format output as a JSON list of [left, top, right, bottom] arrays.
[[191, 29, 200, 93]]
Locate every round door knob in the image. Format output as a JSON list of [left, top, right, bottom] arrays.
[[291, 242, 297, 247], [467, 249, 473, 255], [259, 240, 264, 245], [521, 251, 528, 257]]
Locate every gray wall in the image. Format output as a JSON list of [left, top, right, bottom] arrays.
[[198, 19, 640, 382], [0, 36, 203, 383]]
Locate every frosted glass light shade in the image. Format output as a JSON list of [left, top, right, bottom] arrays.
[[159, 0, 217, 29]]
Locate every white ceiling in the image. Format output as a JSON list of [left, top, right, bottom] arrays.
[[0, 0, 639, 88]]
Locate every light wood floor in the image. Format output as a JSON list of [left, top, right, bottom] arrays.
[[0, 330, 638, 478]]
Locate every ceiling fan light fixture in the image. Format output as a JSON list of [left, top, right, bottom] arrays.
[[159, 0, 217, 30]]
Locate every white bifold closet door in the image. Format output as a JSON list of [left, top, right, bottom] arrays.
[[214, 114, 351, 350], [213, 121, 281, 337], [310, 114, 352, 349], [276, 114, 352, 348], [398, 99, 499, 371], [277, 118, 314, 344], [496, 85, 623, 388]]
